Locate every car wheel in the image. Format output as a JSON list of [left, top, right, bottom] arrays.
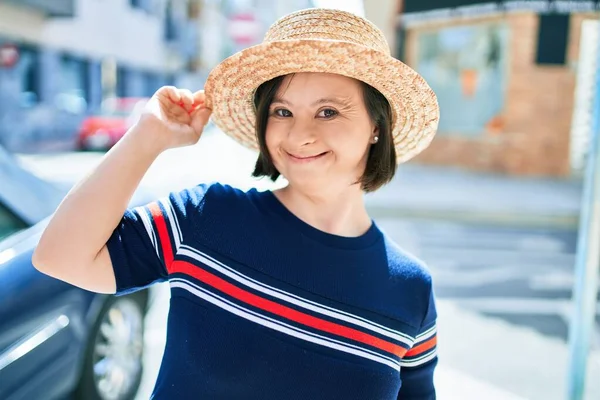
[[75, 292, 147, 400]]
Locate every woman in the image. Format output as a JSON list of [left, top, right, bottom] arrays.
[[34, 8, 439, 400]]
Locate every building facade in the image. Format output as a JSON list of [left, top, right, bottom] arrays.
[[0, 0, 199, 150], [364, 0, 600, 178]]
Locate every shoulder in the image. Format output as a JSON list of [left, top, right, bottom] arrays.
[[169, 182, 250, 211], [377, 231, 434, 326], [169, 182, 265, 233], [170, 183, 272, 258], [382, 233, 433, 289], [174, 181, 244, 201]]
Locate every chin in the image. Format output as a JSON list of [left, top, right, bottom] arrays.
[[286, 174, 358, 196], [283, 173, 326, 191]]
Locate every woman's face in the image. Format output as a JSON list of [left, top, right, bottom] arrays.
[[265, 72, 377, 193]]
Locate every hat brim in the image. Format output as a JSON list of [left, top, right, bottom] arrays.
[[204, 39, 439, 163]]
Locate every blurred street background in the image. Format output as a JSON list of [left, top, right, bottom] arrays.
[[2, 0, 600, 400]]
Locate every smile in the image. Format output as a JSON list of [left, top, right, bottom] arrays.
[[286, 151, 330, 163]]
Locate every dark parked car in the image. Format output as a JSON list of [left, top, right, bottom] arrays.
[[0, 146, 151, 400]]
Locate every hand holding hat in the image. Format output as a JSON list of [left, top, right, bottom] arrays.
[[138, 86, 212, 151]]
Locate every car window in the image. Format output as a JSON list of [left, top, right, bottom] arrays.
[[0, 201, 28, 241]]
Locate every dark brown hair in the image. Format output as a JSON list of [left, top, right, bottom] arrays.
[[251, 74, 396, 192]]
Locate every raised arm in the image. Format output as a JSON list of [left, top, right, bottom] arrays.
[[32, 87, 212, 294]]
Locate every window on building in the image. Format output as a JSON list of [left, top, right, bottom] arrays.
[[116, 66, 128, 98], [144, 72, 159, 97], [17, 45, 41, 107], [536, 14, 569, 65], [164, 0, 178, 41], [416, 23, 509, 136], [57, 54, 88, 113], [396, 28, 407, 62], [23, 57, 39, 98]]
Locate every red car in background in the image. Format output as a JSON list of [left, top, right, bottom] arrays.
[[77, 97, 148, 151]]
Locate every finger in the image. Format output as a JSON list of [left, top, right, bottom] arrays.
[[162, 86, 181, 104], [192, 90, 206, 106], [179, 89, 194, 111], [190, 106, 212, 134], [157, 95, 188, 119]]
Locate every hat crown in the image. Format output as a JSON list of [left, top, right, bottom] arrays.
[[264, 8, 391, 55]]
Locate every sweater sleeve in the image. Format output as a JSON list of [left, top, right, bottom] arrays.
[[397, 284, 438, 399], [106, 183, 211, 295]]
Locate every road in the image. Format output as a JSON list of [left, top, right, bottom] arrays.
[[379, 218, 594, 343], [17, 129, 600, 400]]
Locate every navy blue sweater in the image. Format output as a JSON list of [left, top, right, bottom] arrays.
[[107, 183, 438, 399]]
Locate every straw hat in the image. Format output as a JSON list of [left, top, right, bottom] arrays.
[[204, 8, 439, 163]]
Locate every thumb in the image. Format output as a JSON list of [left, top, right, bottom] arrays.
[[190, 107, 212, 134]]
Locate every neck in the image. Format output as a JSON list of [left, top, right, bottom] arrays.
[[273, 183, 371, 237]]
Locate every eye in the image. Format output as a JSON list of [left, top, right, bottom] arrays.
[[317, 108, 338, 119], [273, 108, 292, 117]]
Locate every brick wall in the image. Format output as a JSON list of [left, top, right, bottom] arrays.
[[405, 12, 598, 177]]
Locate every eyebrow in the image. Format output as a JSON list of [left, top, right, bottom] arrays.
[[272, 97, 353, 108]]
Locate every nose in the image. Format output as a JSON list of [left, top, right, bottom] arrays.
[[287, 117, 316, 147]]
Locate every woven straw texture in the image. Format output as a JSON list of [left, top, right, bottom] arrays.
[[205, 8, 439, 163]]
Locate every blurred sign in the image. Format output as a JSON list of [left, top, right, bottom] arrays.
[[0, 45, 19, 68], [228, 12, 262, 45]]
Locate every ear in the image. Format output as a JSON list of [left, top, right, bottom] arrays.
[[370, 125, 380, 144]]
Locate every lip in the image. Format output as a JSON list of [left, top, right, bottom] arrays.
[[286, 151, 330, 163]]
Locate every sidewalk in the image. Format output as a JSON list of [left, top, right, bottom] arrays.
[[434, 300, 600, 400], [366, 163, 583, 229], [201, 128, 585, 230]]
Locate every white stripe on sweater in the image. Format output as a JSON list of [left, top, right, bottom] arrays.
[[179, 244, 415, 346]]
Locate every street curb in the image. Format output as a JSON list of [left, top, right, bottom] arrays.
[[366, 205, 580, 230]]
